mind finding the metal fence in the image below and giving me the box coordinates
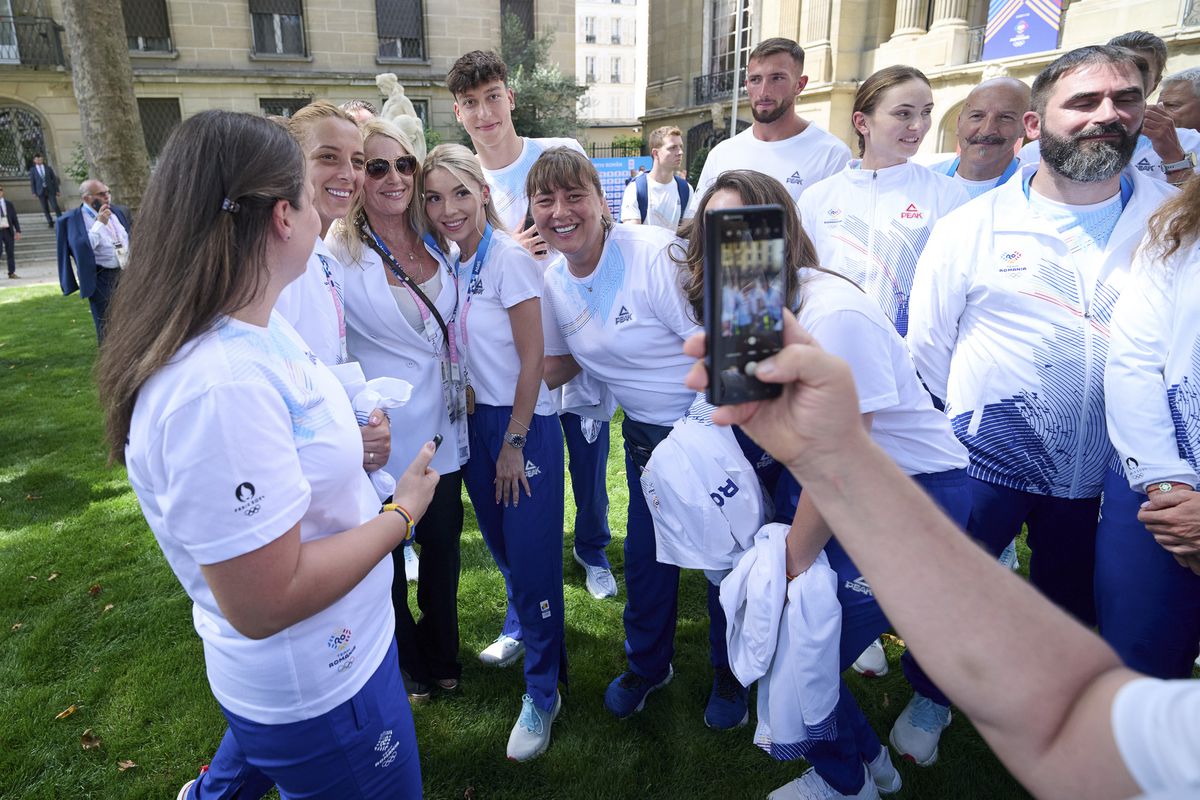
[588,143,642,159]
[0,16,66,68]
[693,67,745,106]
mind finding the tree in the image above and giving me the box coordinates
[500,13,587,139]
[60,0,151,210]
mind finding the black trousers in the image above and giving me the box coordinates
[0,229,14,275]
[392,469,464,683]
[37,192,62,223]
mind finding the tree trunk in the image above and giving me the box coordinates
[60,0,150,212]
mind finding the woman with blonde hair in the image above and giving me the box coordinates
[422,143,567,760]
[96,109,437,798]
[328,119,467,702]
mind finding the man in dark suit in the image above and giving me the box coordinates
[28,153,62,228]
[0,184,20,279]
[58,179,132,343]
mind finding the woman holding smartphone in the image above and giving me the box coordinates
[328,119,466,703]
[96,110,438,799]
[682,170,971,799]
[529,147,747,732]
[421,143,566,761]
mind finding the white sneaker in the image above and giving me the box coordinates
[479,633,525,667]
[403,541,419,583]
[999,539,1020,571]
[176,779,196,800]
[889,693,952,766]
[851,638,889,677]
[573,549,618,599]
[867,746,902,794]
[768,766,880,800]
[506,692,561,762]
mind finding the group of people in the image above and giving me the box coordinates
[87,23,1200,800]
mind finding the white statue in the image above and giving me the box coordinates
[376,72,428,161]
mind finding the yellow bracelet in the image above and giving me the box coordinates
[381,503,415,541]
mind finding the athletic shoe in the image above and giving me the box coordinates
[479,634,525,667]
[889,693,952,766]
[176,779,196,800]
[867,745,902,794]
[768,766,881,800]
[999,539,1020,571]
[403,541,419,583]
[506,691,561,762]
[403,673,431,704]
[573,549,617,599]
[704,665,749,729]
[851,638,889,677]
[435,677,459,691]
[604,664,673,718]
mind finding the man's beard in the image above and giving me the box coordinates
[1039,121,1139,182]
[752,98,793,124]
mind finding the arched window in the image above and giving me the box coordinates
[0,105,48,179]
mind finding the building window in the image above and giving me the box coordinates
[249,0,305,56]
[584,16,596,43]
[137,98,182,167]
[377,0,425,60]
[585,55,596,83]
[124,0,172,53]
[260,97,311,118]
[501,0,534,41]
[708,0,752,80]
[610,56,621,84]
[610,18,621,44]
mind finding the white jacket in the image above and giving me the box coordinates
[1105,238,1200,493]
[908,165,1177,499]
[798,160,970,337]
[327,234,466,476]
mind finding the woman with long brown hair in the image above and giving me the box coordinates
[96,109,437,798]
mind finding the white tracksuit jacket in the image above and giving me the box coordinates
[1105,239,1200,493]
[907,164,1177,499]
[797,159,971,337]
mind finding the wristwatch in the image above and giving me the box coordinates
[504,432,527,449]
[1160,152,1197,173]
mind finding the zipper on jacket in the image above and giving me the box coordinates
[1070,253,1094,497]
[866,171,878,288]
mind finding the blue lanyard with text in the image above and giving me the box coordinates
[1022,171,1134,210]
[456,224,494,354]
[946,156,1020,187]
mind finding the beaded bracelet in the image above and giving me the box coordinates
[381,503,415,541]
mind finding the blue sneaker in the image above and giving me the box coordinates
[704,665,749,729]
[889,693,952,766]
[604,664,673,718]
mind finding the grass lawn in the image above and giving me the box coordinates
[0,284,1033,799]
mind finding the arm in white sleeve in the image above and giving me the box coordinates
[620,181,641,224]
[906,217,969,402]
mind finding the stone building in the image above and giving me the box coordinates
[0,0,575,209]
[644,0,1200,171]
[575,0,648,148]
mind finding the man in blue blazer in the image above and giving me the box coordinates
[57,179,132,343]
[28,154,62,227]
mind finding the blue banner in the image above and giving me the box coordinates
[592,156,653,222]
[981,0,1062,61]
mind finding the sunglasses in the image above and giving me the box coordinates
[365,156,418,180]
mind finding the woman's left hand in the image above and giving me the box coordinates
[1139,488,1200,558]
[361,408,391,473]
[495,444,532,507]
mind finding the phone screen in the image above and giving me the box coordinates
[703,204,786,405]
[91,199,103,212]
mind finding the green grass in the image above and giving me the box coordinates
[0,285,1032,799]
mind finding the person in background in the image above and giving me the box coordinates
[340,99,378,126]
[28,153,61,227]
[0,185,20,279]
[621,125,692,230]
[1158,67,1200,133]
[96,108,438,800]
[328,119,467,704]
[56,178,133,343]
[924,77,1030,199]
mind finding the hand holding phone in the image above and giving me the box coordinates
[703,204,786,405]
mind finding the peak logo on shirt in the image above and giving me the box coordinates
[787,172,804,186]
[614,305,633,325]
[468,276,484,295]
[525,459,541,478]
[1136,157,1154,172]
[900,203,924,220]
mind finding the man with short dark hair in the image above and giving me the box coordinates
[927,78,1030,199]
[57,179,133,343]
[685,37,849,218]
[620,126,691,229]
[910,47,1177,659]
[339,99,377,125]
[0,185,20,279]
[28,153,61,228]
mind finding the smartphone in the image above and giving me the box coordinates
[91,199,103,212]
[703,204,786,405]
[431,433,443,451]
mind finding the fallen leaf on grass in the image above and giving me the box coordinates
[81,729,102,750]
[117,759,137,771]
[25,494,41,501]
[88,584,102,597]
[881,633,906,649]
[26,575,37,581]
[464,788,476,800]
[102,604,114,614]
[10,622,21,632]
[47,572,59,581]
[882,692,890,709]
[55,704,79,720]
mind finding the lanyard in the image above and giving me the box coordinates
[371,229,455,359]
[946,156,1020,187]
[1023,171,1134,210]
[317,253,347,363]
[455,224,494,355]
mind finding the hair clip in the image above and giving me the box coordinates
[221,197,240,214]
